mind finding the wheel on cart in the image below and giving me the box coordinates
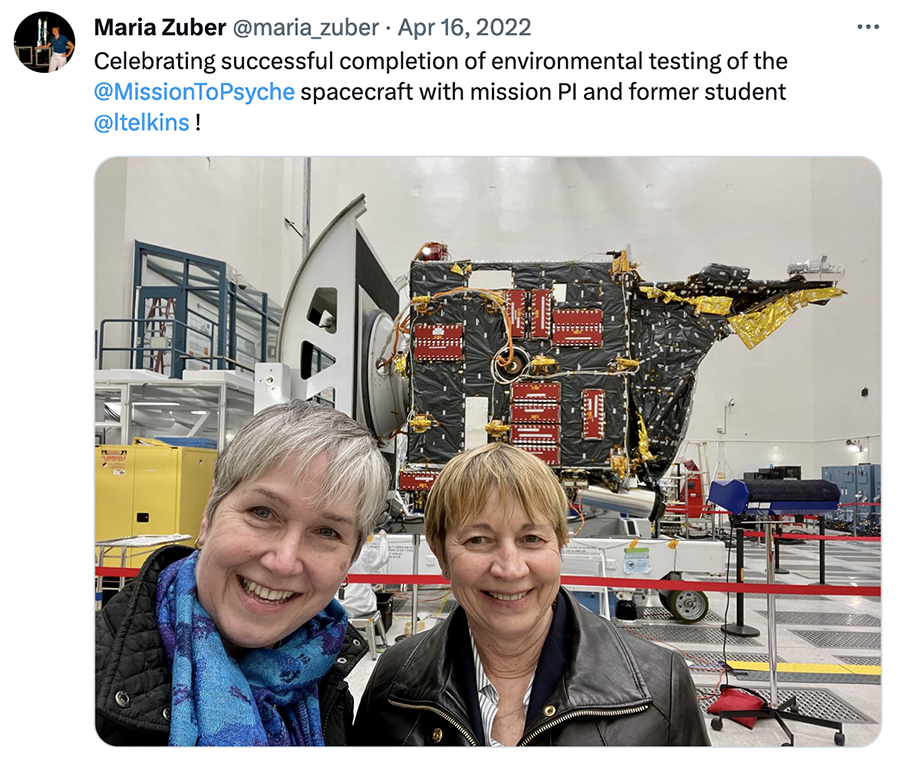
[710,717,723,732]
[658,573,676,611]
[835,732,845,746]
[667,589,709,623]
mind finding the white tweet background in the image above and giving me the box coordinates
[3,0,892,756]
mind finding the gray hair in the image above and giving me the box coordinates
[205,400,390,558]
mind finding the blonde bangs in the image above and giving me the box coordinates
[425,443,569,553]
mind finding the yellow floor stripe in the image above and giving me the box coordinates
[727,660,881,676]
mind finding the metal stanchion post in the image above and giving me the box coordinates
[722,526,760,637]
[411,534,420,632]
[774,524,789,575]
[393,534,421,643]
[811,515,827,586]
[765,522,779,703]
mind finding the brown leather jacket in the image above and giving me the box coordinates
[352,588,710,746]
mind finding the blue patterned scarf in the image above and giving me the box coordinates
[156,552,348,746]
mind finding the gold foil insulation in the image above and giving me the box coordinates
[609,446,629,480]
[637,415,656,462]
[412,295,432,313]
[640,286,733,316]
[392,354,408,378]
[530,355,558,374]
[728,287,845,349]
[485,419,511,439]
[409,414,435,434]
[612,250,640,276]
[616,356,641,372]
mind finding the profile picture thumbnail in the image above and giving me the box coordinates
[13,12,75,72]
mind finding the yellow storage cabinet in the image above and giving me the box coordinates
[95,441,217,567]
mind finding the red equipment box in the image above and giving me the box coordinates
[582,389,606,439]
[505,289,527,338]
[398,469,440,491]
[551,309,604,347]
[517,444,560,465]
[511,403,562,424]
[510,424,561,445]
[413,323,464,361]
[530,289,552,339]
[510,381,561,404]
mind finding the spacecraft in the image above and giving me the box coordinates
[269,196,845,527]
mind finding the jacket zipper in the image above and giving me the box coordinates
[320,689,337,734]
[519,704,651,746]
[387,699,479,746]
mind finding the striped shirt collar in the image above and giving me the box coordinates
[469,627,535,747]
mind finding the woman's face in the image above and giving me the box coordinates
[439,490,561,645]
[194,454,358,653]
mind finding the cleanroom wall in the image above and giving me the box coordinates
[809,158,881,472]
[94,156,308,366]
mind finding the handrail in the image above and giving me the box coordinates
[98,317,216,375]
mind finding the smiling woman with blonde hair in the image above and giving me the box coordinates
[353,442,709,746]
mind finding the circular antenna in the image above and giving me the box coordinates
[493,347,530,382]
[361,310,408,440]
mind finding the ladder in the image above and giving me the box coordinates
[144,298,176,374]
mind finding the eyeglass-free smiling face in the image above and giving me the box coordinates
[194,454,358,654]
[438,489,562,646]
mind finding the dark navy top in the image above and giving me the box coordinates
[50,35,70,54]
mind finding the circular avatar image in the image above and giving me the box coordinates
[13,12,75,72]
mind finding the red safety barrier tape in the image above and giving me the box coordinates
[560,577,879,596]
[742,531,881,542]
[665,502,878,515]
[94,569,878,597]
[95,566,139,578]
[342,574,878,597]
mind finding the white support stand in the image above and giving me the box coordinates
[254,362,292,413]
[711,520,845,746]
[409,534,421,638]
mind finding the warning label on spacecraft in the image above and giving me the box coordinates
[623,547,651,574]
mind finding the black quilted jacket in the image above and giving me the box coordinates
[95,545,367,745]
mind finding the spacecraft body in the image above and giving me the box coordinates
[272,199,843,522]
[390,251,843,511]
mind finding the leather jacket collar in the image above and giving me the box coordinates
[383,588,653,743]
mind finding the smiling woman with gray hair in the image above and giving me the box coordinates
[96,400,390,746]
